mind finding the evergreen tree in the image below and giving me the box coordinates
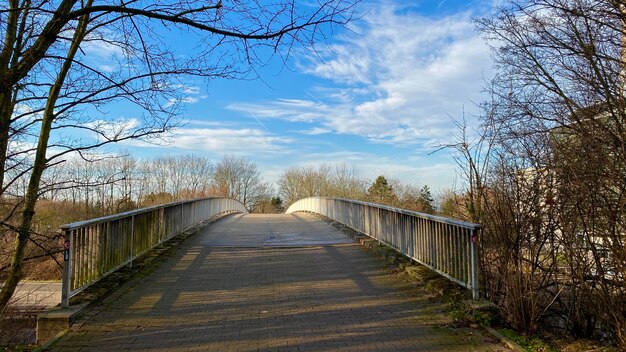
[367,176,396,205]
[271,196,284,212]
[417,185,435,214]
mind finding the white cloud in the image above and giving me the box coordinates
[175,85,201,95]
[165,128,293,155]
[7,140,36,156]
[83,118,141,140]
[80,31,127,73]
[228,5,491,147]
[297,127,332,135]
[82,38,125,59]
[13,104,34,117]
[164,85,206,108]
[183,119,233,128]
[228,99,328,123]
[97,64,117,73]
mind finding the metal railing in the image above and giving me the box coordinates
[60,197,247,307]
[286,197,481,299]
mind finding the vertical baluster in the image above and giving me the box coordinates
[466,228,471,289]
[445,224,451,277]
[464,227,469,284]
[421,218,426,262]
[88,225,94,283]
[76,227,83,287]
[84,226,90,285]
[433,221,438,267]
[82,227,88,286]
[456,227,460,282]
[417,218,422,262]
[437,222,442,271]
[452,226,458,281]
[103,222,109,276]
[442,223,447,273]
[429,221,434,268]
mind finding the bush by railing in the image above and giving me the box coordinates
[286,197,481,299]
[60,197,247,307]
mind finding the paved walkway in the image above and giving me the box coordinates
[51,214,507,351]
[4,281,61,311]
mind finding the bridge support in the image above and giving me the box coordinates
[36,303,88,345]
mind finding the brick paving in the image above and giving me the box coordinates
[50,214,508,351]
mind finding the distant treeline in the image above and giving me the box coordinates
[1,153,461,282]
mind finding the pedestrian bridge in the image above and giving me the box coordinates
[46,197,500,351]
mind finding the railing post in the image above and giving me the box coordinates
[159,207,165,245]
[61,229,72,308]
[130,215,134,268]
[377,207,382,246]
[470,228,480,300]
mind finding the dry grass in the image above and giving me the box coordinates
[551,338,620,352]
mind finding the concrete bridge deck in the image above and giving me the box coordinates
[50,213,507,351]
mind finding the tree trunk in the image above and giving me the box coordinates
[0,0,21,193]
[0,0,92,312]
[0,94,12,191]
[0,100,54,311]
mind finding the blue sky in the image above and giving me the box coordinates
[107,0,495,193]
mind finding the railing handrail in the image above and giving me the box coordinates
[287,197,481,229]
[61,197,248,307]
[286,197,481,299]
[61,196,238,230]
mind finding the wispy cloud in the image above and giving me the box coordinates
[298,127,332,135]
[83,118,141,140]
[228,99,328,123]
[183,119,233,128]
[175,84,201,95]
[164,128,293,155]
[228,5,491,147]
[80,30,127,73]
[164,84,207,108]
[81,37,125,59]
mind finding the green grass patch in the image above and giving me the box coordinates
[498,328,557,352]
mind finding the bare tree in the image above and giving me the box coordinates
[213,155,268,210]
[391,182,436,214]
[438,189,468,220]
[150,154,214,199]
[470,0,626,345]
[0,0,359,312]
[278,164,367,206]
[278,165,331,205]
[180,154,213,198]
[327,164,368,200]
[115,154,137,212]
[128,154,215,206]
